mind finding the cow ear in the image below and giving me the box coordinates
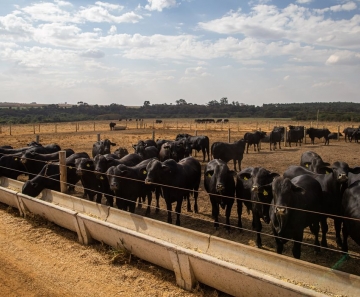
[161,165,171,173]
[239,172,251,180]
[132,144,137,149]
[350,167,360,174]
[205,170,214,178]
[269,173,280,180]
[291,184,305,194]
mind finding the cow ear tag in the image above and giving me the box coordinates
[100,176,104,180]
[143,170,147,174]
[325,170,329,174]
[243,176,248,180]
[14,158,18,161]
[87,164,90,167]
[305,164,309,168]
[207,173,212,177]
[263,189,268,196]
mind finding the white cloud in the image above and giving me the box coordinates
[325,51,360,65]
[76,6,142,23]
[145,0,178,12]
[283,75,290,80]
[95,2,124,11]
[79,49,105,59]
[198,4,360,49]
[296,0,312,4]
[108,25,117,35]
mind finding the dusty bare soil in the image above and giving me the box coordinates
[1,119,360,296]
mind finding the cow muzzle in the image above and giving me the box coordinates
[216,184,225,192]
[338,174,348,182]
[251,185,258,193]
[145,179,152,185]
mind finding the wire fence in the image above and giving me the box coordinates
[1,152,360,263]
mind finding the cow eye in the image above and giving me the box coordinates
[143,170,147,174]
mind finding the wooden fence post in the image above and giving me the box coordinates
[59,151,67,193]
[93,122,95,131]
[228,128,231,143]
[33,125,35,134]
[55,124,57,133]
[9,124,11,136]
[36,135,40,143]
[39,124,40,132]
[97,134,101,141]
[152,130,155,141]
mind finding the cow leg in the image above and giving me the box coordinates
[155,187,161,213]
[166,200,173,224]
[246,144,249,154]
[319,217,328,247]
[292,230,304,259]
[145,192,152,216]
[311,222,321,254]
[272,226,284,254]
[211,199,220,229]
[137,196,142,208]
[225,201,234,232]
[105,194,114,207]
[341,223,349,253]
[252,213,262,248]
[95,193,102,204]
[236,199,243,230]
[129,200,136,213]
[175,199,182,226]
[185,194,192,212]
[202,148,206,162]
[278,141,281,149]
[334,218,343,248]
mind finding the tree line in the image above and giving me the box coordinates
[0,101,359,124]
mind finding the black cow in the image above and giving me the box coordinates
[243,131,266,153]
[109,122,116,130]
[75,158,102,203]
[343,127,358,142]
[144,157,201,225]
[204,159,235,231]
[182,136,210,162]
[92,139,116,158]
[106,159,159,215]
[236,167,279,247]
[113,147,129,158]
[287,126,304,147]
[156,139,173,150]
[341,180,360,252]
[328,132,342,140]
[0,143,42,157]
[21,149,74,179]
[211,139,246,172]
[351,129,360,143]
[159,141,185,162]
[300,151,330,173]
[270,175,323,259]
[283,164,348,248]
[133,141,159,160]
[155,120,163,124]
[175,133,191,140]
[93,153,143,206]
[306,128,331,145]
[0,154,27,180]
[269,126,284,151]
[22,160,79,197]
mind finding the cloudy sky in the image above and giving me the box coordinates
[1,0,360,106]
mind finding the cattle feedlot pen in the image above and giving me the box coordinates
[1,156,360,261]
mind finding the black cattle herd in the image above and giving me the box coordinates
[0,125,360,261]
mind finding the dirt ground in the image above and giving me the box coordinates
[1,119,360,296]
